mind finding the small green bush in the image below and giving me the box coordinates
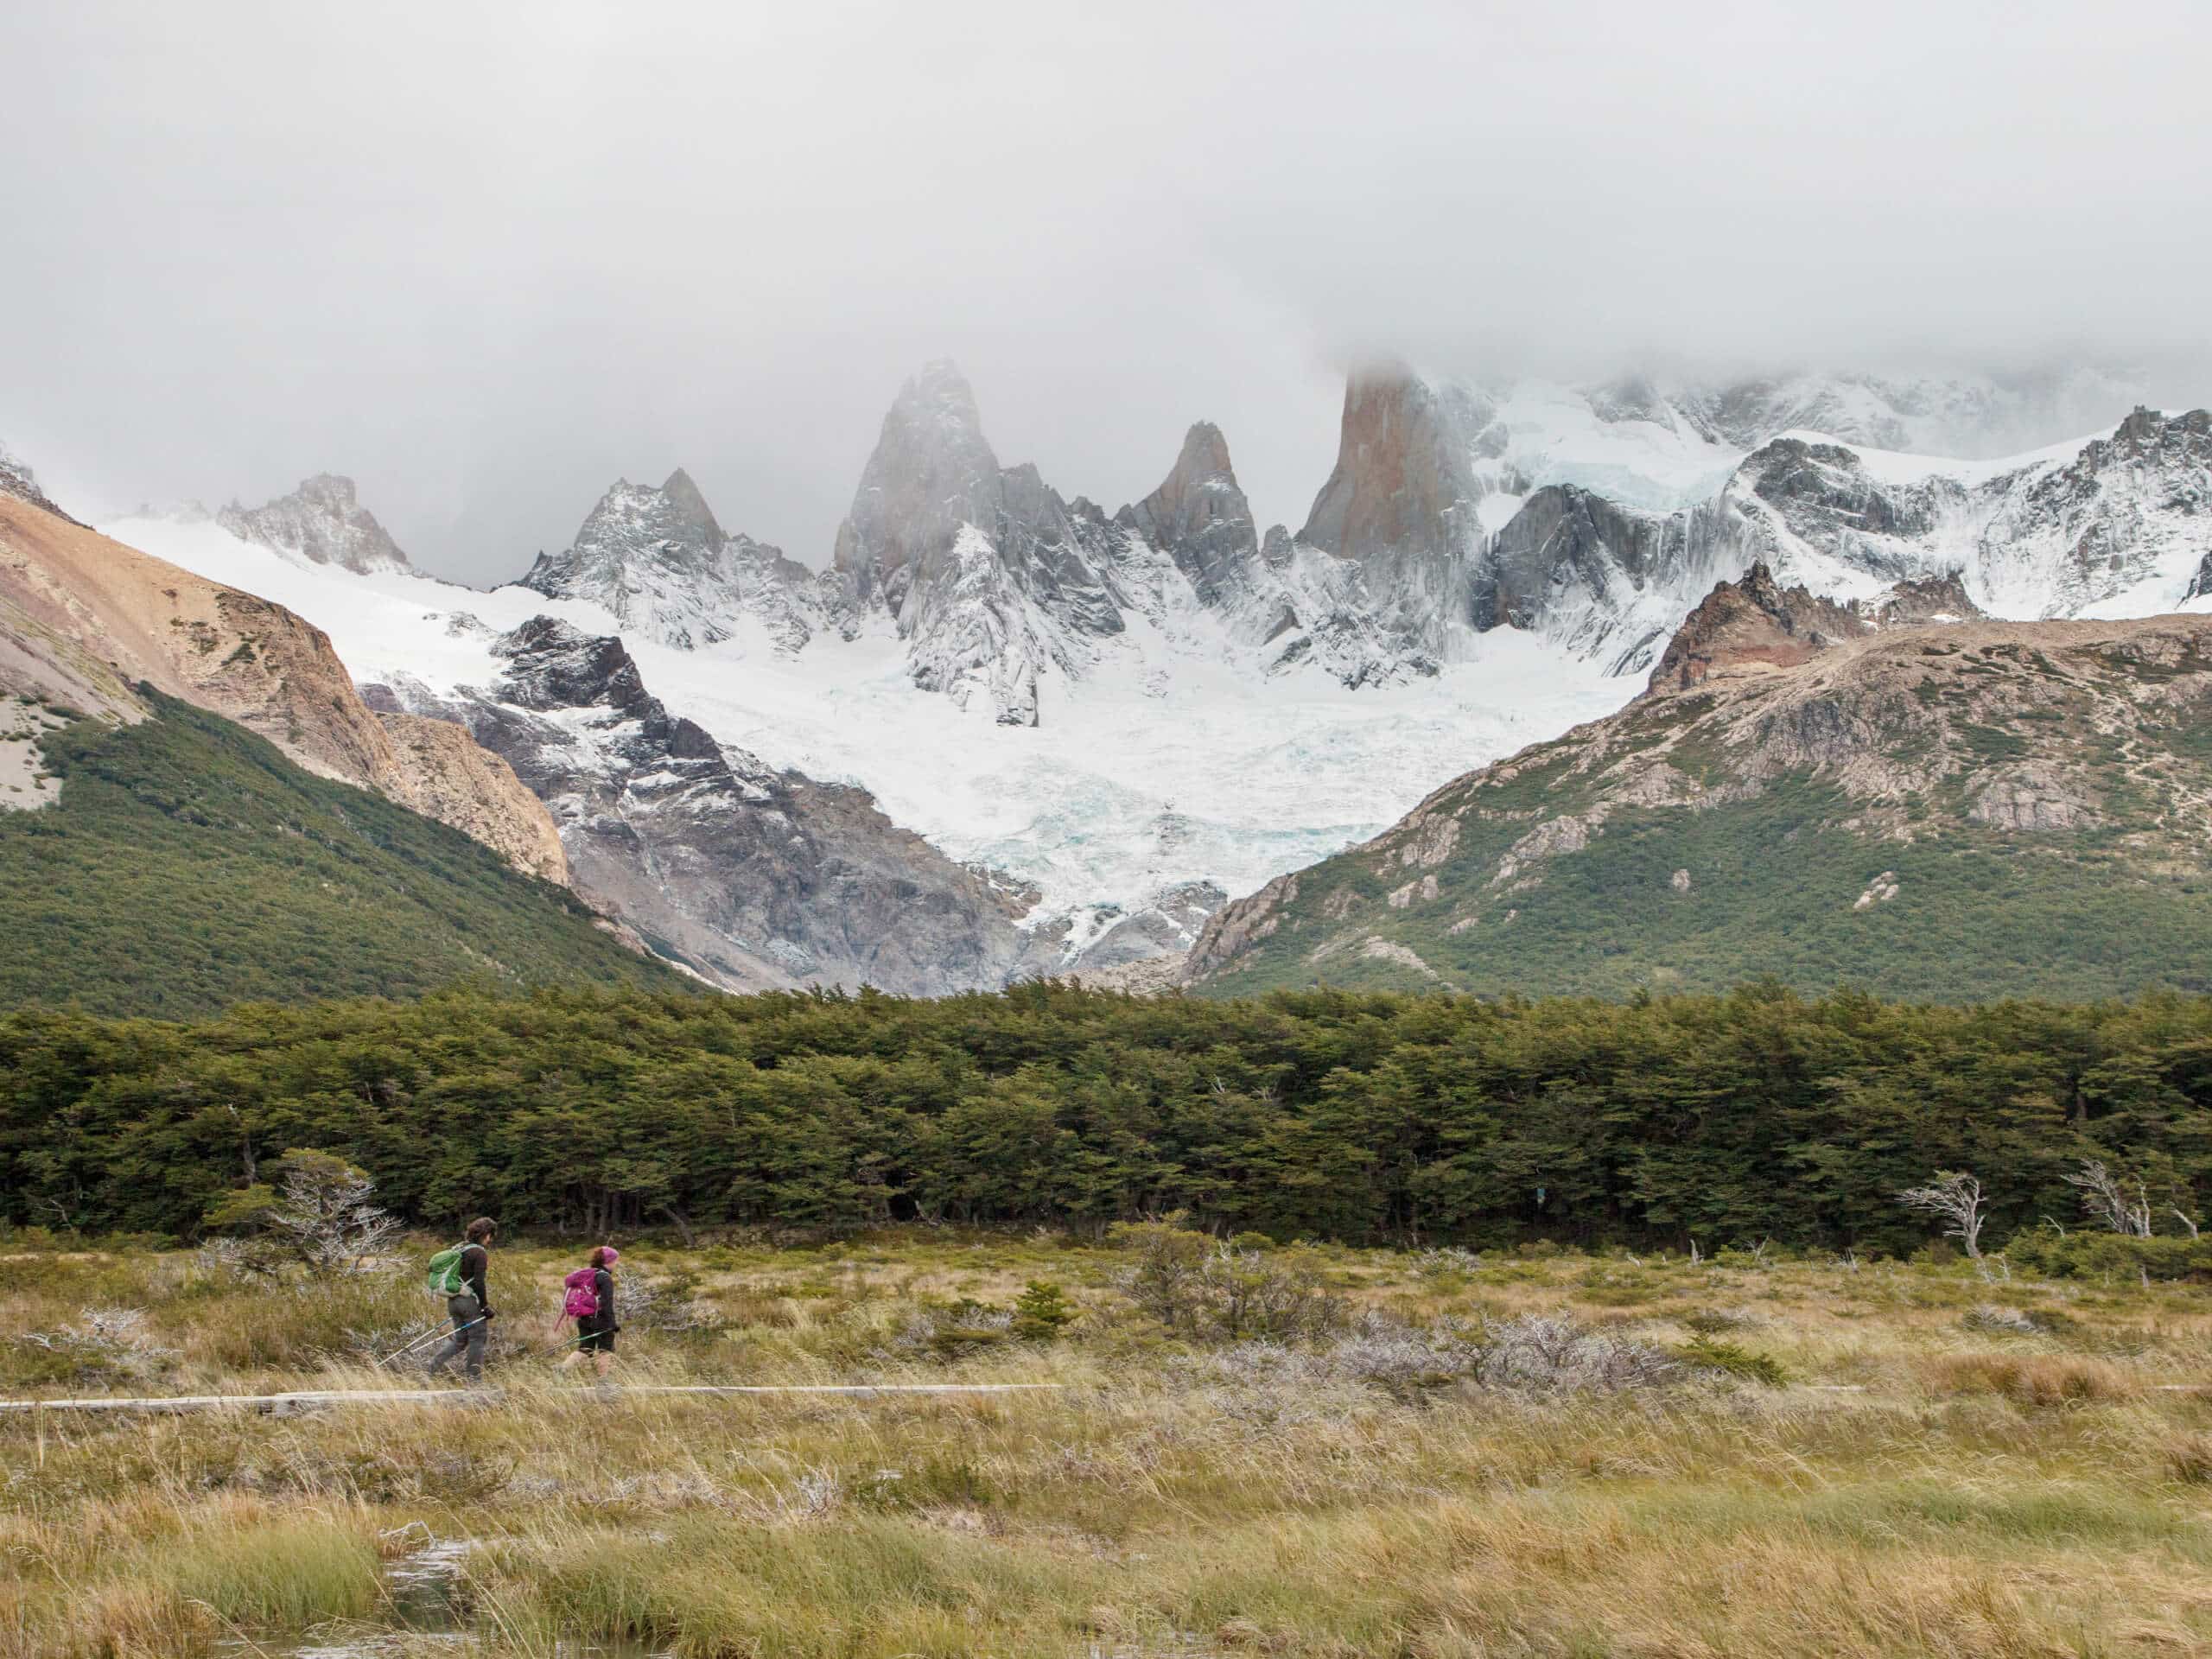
[1679,1336,1789,1388]
[1010,1280,1077,1344]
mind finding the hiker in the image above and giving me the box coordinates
[425,1217,499,1383]
[559,1245,620,1379]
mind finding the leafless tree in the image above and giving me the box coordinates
[207,1148,399,1277]
[2063,1159,2152,1236]
[1897,1171,1991,1279]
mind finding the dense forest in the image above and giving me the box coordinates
[3,982,2209,1255]
[0,690,679,1015]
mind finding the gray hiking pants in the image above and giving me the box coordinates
[425,1293,487,1381]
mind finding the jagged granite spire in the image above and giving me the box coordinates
[827,361,1126,726]
[1298,364,1483,566]
[830,359,1002,619]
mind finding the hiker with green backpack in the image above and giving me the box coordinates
[424,1217,499,1383]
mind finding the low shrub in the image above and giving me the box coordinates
[1677,1335,1789,1388]
[1472,1314,1680,1394]
[1681,1306,1762,1336]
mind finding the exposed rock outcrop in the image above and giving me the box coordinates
[1646,563,1874,693]
[1646,563,1987,694]
[218,474,413,575]
[518,468,827,653]
[829,361,1127,726]
[1115,423,1258,609]
[371,617,1034,995]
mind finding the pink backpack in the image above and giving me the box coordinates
[562,1267,601,1320]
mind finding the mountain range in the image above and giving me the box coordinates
[20,353,2212,1003]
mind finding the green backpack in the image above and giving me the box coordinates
[425,1243,471,1298]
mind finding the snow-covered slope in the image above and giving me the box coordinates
[92,358,2196,988]
[104,507,1633,977]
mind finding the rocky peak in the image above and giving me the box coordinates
[491,616,658,719]
[2058,406,2211,488]
[658,466,726,545]
[1980,407,2212,614]
[217,474,412,575]
[1297,364,1481,563]
[831,359,1002,618]
[517,469,824,653]
[1646,562,1872,694]
[1645,561,1988,695]
[1116,421,1260,607]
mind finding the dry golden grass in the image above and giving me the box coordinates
[2,1232,2209,1656]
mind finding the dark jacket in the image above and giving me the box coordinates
[582,1266,615,1330]
[459,1243,492,1313]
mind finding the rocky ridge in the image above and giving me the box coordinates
[368,617,1035,995]
[481,362,2203,737]
[1187,601,2212,999]
[217,474,413,575]
[1644,562,1982,694]
[0,442,86,528]
[518,468,827,653]
[0,491,568,882]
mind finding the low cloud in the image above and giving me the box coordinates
[3,0,2205,582]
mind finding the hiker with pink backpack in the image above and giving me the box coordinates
[558,1246,620,1379]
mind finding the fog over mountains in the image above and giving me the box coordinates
[60,344,2209,995]
[5,4,2207,582]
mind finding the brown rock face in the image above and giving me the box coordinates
[1869,573,1981,626]
[1646,563,1986,696]
[1297,365,1479,564]
[0,493,569,884]
[374,713,569,884]
[1647,562,1870,694]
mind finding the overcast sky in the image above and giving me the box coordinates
[3,0,2206,583]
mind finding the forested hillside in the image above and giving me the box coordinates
[0,690,681,1016]
[5,982,2208,1253]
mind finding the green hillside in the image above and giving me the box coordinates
[1192,617,2212,1002]
[0,688,683,1015]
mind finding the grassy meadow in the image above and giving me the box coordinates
[3,1227,2210,1658]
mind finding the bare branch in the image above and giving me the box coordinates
[1897,1170,1989,1279]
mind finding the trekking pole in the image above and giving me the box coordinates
[378,1317,486,1368]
